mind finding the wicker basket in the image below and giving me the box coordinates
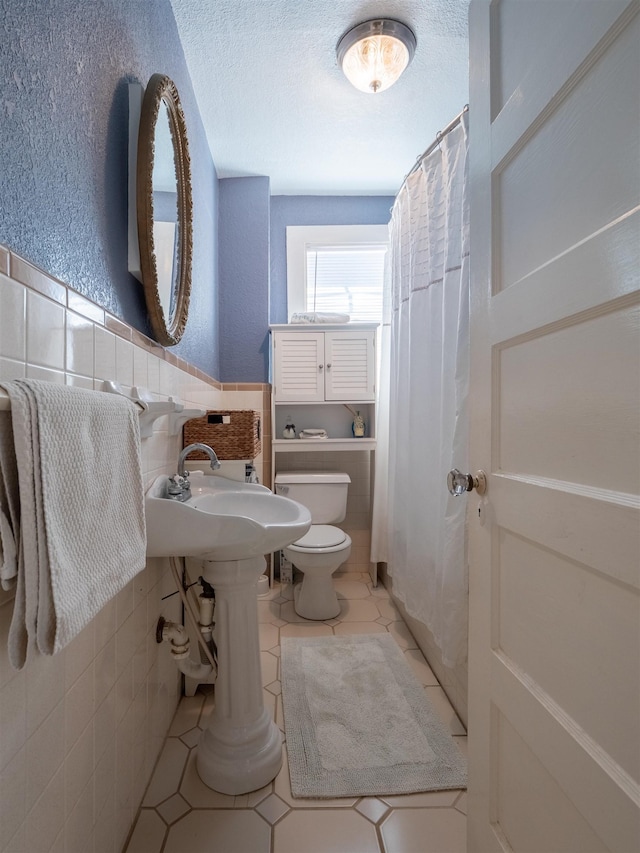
[183,410,261,460]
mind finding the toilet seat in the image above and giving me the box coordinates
[287,524,348,552]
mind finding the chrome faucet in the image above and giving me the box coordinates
[178,442,221,477]
[167,443,221,502]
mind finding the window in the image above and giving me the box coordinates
[286,225,388,323]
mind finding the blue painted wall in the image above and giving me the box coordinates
[219,177,271,383]
[219,189,394,382]
[0,0,219,377]
[0,2,395,383]
[269,196,394,324]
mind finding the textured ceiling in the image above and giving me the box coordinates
[169,0,469,195]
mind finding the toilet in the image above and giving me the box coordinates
[274,471,351,620]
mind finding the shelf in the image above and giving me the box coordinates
[273,400,374,406]
[270,328,377,461]
[272,438,376,452]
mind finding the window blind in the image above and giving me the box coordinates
[305,244,386,323]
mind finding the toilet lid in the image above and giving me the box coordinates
[293,525,347,549]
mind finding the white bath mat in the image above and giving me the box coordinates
[280,633,467,798]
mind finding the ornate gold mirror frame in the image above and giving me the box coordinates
[137,74,193,346]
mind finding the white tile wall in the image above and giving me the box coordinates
[0,278,25,361]
[65,311,95,378]
[94,326,117,383]
[26,290,65,370]
[0,258,266,853]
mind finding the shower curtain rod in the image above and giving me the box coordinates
[395,104,469,199]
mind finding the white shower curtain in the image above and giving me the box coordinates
[373,113,469,668]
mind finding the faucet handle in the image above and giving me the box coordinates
[167,475,184,493]
[167,474,191,501]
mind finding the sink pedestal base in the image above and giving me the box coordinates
[195,555,282,794]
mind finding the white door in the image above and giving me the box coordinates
[467,2,640,851]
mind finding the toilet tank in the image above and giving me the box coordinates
[274,471,351,524]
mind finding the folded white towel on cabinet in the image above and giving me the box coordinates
[290,312,350,324]
[0,380,146,670]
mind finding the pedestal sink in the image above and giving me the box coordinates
[145,472,311,794]
[145,471,310,561]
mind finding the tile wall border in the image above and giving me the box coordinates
[1,243,271,396]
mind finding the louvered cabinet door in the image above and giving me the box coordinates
[272,332,325,402]
[324,331,375,402]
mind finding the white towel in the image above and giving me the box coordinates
[298,428,329,439]
[290,312,350,324]
[0,411,19,591]
[0,380,146,670]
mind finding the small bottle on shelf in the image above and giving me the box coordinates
[352,411,365,437]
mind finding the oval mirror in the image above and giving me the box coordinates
[137,74,193,345]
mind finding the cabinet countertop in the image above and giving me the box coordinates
[269,323,379,333]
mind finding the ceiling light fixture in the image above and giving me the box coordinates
[336,18,416,94]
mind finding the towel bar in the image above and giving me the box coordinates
[102,381,204,438]
[0,385,146,413]
[0,383,205,439]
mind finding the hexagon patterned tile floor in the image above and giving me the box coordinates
[124,573,467,853]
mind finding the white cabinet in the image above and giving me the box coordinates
[269,324,378,454]
[272,328,376,403]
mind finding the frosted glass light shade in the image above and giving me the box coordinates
[337,19,416,94]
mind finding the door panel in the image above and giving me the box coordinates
[491,655,639,853]
[497,302,640,492]
[489,1,631,157]
[468,2,640,850]
[497,11,639,290]
[493,1,580,115]
[497,529,639,779]
[494,711,606,853]
[490,476,638,588]
[490,213,640,341]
